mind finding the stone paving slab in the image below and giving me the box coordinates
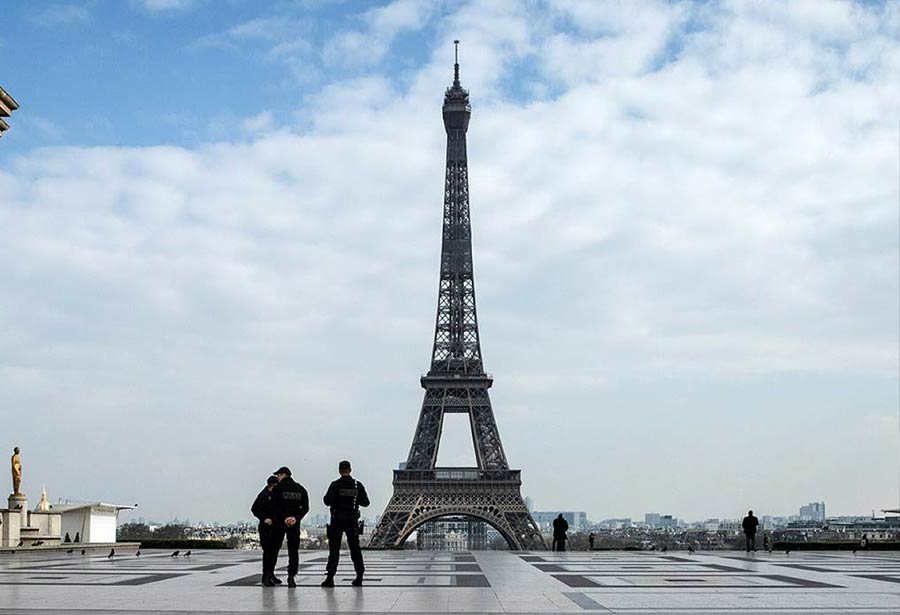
[0,549,898,613]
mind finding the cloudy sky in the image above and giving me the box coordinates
[1,0,898,525]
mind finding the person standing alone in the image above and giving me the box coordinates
[552,514,569,552]
[742,510,759,553]
[321,460,369,587]
[251,475,281,586]
[271,466,309,587]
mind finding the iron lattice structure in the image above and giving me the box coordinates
[369,49,545,551]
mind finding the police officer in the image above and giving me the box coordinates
[321,460,369,587]
[251,475,281,586]
[271,466,309,588]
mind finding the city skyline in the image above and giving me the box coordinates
[1,0,898,525]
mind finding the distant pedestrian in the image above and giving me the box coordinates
[742,510,759,553]
[251,476,281,586]
[271,466,310,588]
[321,460,369,587]
[588,532,595,551]
[552,514,569,552]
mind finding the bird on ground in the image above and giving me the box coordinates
[136,550,141,557]
[661,545,668,553]
[852,549,857,555]
[687,546,695,554]
[17,540,23,547]
[785,548,791,556]
[108,549,115,559]
[183,551,191,557]
[81,550,86,555]
[66,549,73,554]
[171,550,180,557]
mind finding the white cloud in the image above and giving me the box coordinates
[323,0,435,67]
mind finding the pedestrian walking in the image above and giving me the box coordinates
[588,532,595,551]
[321,460,369,587]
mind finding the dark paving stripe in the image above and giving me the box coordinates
[453,574,490,587]
[853,574,900,584]
[519,555,545,562]
[762,574,844,588]
[218,573,262,587]
[666,577,707,582]
[703,563,750,572]
[775,563,833,572]
[113,573,188,586]
[563,592,611,611]
[553,574,600,587]
[535,563,566,572]
[189,563,241,571]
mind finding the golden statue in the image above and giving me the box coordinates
[11,447,22,495]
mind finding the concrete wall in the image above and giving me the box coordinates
[28,512,61,541]
[0,510,21,547]
[61,508,88,543]
[89,509,117,543]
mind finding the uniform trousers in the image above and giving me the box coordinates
[270,524,301,577]
[259,524,278,579]
[326,518,364,577]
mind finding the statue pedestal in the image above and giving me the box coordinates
[8,493,27,528]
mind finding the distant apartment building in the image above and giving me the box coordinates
[0,86,19,138]
[800,502,826,522]
[703,518,742,534]
[533,511,588,531]
[645,513,679,529]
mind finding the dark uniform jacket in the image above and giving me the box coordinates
[272,476,310,524]
[250,487,277,530]
[552,516,569,539]
[323,476,369,521]
[742,515,759,535]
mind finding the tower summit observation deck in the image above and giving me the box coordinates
[368,43,545,550]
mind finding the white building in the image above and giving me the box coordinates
[55,503,136,544]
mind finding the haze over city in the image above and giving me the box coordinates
[1,0,898,526]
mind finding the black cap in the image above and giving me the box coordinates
[273,466,292,476]
[266,476,278,486]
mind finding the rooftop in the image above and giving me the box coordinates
[1,548,898,613]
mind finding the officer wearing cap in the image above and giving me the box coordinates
[321,460,369,587]
[271,466,309,588]
[251,475,281,586]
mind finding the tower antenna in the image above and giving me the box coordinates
[453,40,460,86]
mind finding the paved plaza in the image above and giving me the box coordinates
[1,548,899,613]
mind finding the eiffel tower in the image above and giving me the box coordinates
[368,44,546,551]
